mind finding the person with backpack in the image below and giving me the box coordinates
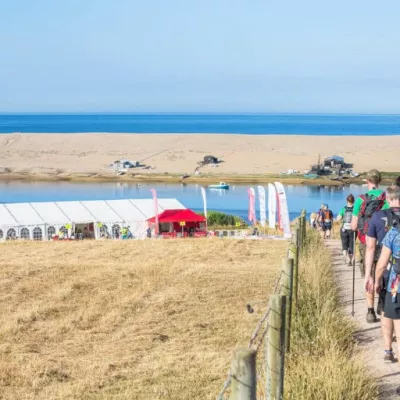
[374,185,400,362]
[317,204,334,239]
[365,185,400,361]
[351,169,389,323]
[337,194,355,266]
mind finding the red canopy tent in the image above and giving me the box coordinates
[147,209,206,238]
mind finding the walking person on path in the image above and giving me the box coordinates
[351,169,389,323]
[374,185,400,362]
[317,204,333,239]
[365,185,400,361]
[337,194,355,266]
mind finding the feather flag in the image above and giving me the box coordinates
[274,182,291,238]
[257,186,266,227]
[268,183,277,229]
[150,188,159,235]
[248,187,256,225]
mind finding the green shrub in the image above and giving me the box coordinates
[202,211,246,227]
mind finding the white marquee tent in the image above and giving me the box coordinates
[0,198,185,241]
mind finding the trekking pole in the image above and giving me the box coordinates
[351,231,356,317]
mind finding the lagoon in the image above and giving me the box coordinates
[0,181,369,221]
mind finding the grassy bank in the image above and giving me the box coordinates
[0,171,360,186]
[284,232,378,399]
[0,239,286,399]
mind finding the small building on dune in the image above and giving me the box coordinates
[0,198,185,241]
[147,209,206,238]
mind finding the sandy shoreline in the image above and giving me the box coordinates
[0,133,399,183]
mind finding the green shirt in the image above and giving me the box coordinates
[352,189,389,216]
[339,207,345,218]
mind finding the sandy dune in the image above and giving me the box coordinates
[0,133,399,179]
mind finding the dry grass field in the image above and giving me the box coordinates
[0,239,286,400]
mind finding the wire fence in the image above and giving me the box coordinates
[216,211,307,400]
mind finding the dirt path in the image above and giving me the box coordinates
[325,239,400,399]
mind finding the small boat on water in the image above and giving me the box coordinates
[208,182,230,189]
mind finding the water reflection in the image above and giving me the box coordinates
[0,181,370,220]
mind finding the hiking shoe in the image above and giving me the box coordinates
[366,310,377,323]
[384,350,396,363]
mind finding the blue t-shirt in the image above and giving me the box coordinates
[368,208,400,244]
[382,227,400,259]
[368,210,390,244]
[382,227,400,294]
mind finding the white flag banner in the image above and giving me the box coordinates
[274,182,292,238]
[200,187,207,219]
[268,183,277,229]
[150,188,159,235]
[257,186,266,227]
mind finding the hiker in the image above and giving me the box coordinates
[317,204,333,239]
[351,169,389,323]
[366,185,400,362]
[374,185,400,362]
[121,226,128,240]
[310,212,318,229]
[337,194,355,266]
[396,176,400,187]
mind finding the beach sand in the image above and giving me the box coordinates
[0,133,399,182]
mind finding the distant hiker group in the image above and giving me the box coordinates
[313,170,400,364]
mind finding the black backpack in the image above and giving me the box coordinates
[342,206,353,230]
[375,208,400,261]
[357,192,386,243]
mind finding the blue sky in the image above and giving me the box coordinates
[1,0,399,113]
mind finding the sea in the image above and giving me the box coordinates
[1,113,400,135]
[0,181,372,221]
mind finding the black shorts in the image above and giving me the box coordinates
[383,292,400,319]
[340,229,354,254]
[377,270,389,315]
[320,221,332,231]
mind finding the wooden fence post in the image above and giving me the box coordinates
[279,295,287,400]
[230,348,256,400]
[281,258,294,352]
[287,242,298,305]
[300,209,306,248]
[266,294,284,400]
[298,217,303,250]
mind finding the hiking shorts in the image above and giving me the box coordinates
[319,221,332,231]
[358,242,376,277]
[359,242,366,266]
[340,229,354,254]
[377,270,389,315]
[383,280,400,319]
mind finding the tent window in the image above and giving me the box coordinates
[0,229,3,239]
[33,227,43,241]
[20,228,30,240]
[48,226,56,239]
[7,228,16,239]
[112,224,120,238]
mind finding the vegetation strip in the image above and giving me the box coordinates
[284,232,378,399]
